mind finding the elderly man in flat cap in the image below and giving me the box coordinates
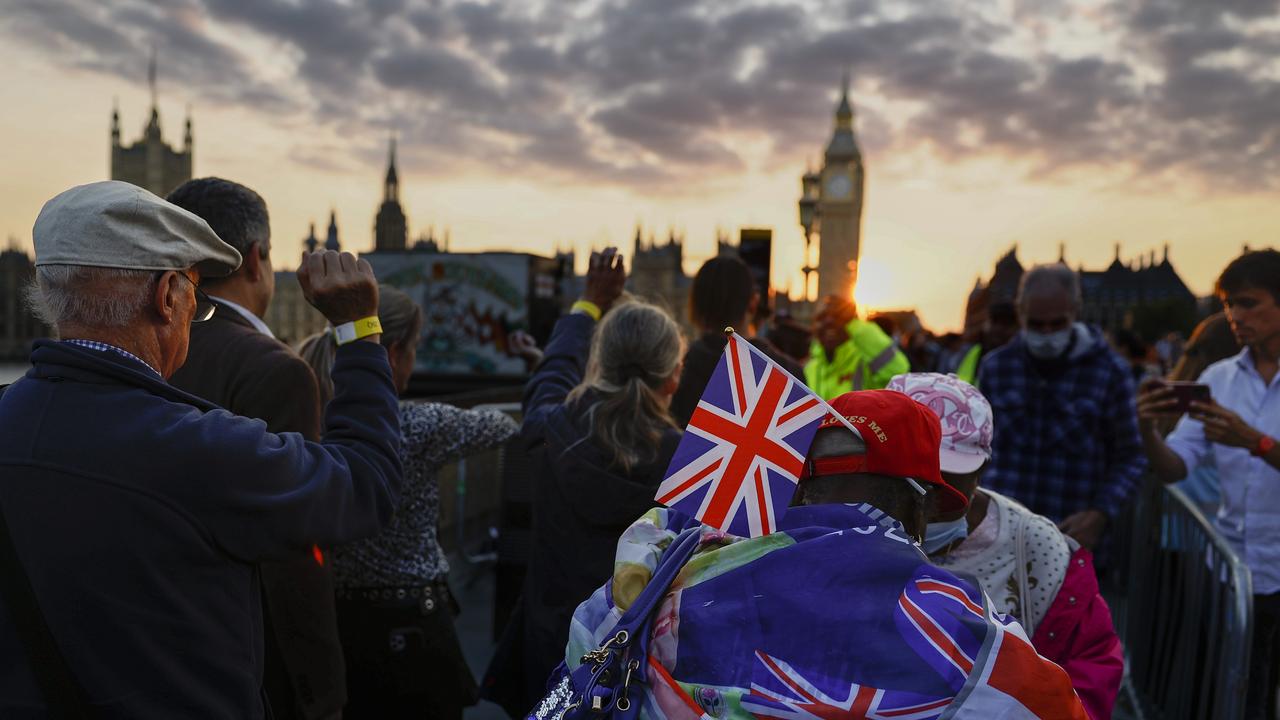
[0,181,403,718]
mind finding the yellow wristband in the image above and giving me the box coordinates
[332,316,383,345]
[571,300,602,322]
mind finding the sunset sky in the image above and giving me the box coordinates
[1,0,1277,331]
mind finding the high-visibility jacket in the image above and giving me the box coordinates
[804,318,909,400]
[955,343,983,385]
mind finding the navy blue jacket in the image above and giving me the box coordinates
[0,340,402,718]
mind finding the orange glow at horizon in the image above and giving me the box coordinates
[850,256,899,315]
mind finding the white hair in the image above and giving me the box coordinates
[25,265,155,331]
[1017,263,1082,311]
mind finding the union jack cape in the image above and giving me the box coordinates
[655,332,827,537]
[563,506,1088,720]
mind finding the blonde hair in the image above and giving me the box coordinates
[566,301,684,471]
[298,284,423,405]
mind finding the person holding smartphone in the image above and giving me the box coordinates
[1137,249,1280,720]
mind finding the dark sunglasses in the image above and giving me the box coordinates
[169,272,217,323]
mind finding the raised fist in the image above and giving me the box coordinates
[582,247,627,315]
[297,250,380,326]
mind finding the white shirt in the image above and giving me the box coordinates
[1167,348,1280,594]
[212,297,274,338]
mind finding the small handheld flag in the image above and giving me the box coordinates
[654,331,829,537]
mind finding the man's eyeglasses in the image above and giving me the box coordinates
[170,272,217,323]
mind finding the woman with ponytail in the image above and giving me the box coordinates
[299,285,518,719]
[484,247,685,713]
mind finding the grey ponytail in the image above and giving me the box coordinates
[566,301,684,471]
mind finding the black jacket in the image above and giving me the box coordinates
[493,313,680,710]
[168,301,344,720]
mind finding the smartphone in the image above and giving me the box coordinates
[1164,381,1211,413]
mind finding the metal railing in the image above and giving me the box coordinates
[453,402,522,566]
[1114,481,1253,720]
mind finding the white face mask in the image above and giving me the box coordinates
[1024,327,1072,359]
[922,516,969,555]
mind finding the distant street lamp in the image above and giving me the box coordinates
[799,169,821,301]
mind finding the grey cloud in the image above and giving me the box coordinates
[372,45,504,112]
[2,0,1277,191]
[497,42,564,78]
[4,0,292,112]
[594,103,742,168]
[1120,0,1280,187]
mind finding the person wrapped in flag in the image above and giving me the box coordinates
[555,381,1088,719]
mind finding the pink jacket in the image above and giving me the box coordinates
[1031,548,1125,720]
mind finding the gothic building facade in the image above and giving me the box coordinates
[965,245,1198,338]
[324,211,341,252]
[0,248,50,360]
[110,59,192,198]
[628,226,691,327]
[374,139,408,252]
[263,270,327,346]
[798,77,866,302]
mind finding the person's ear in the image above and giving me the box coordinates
[660,369,680,397]
[245,242,263,283]
[390,337,410,360]
[153,271,184,325]
[748,291,760,318]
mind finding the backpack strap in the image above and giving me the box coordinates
[567,527,702,719]
[0,381,93,717]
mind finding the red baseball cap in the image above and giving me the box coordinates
[802,390,968,513]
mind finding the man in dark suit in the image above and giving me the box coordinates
[167,178,344,719]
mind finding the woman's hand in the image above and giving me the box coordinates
[1135,379,1180,430]
[508,330,544,366]
[582,247,627,315]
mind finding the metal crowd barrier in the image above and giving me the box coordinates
[1115,481,1252,720]
[452,402,522,566]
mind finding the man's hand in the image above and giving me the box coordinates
[1058,509,1108,551]
[1191,399,1263,449]
[297,250,379,326]
[582,247,626,314]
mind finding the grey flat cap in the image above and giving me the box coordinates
[33,180,242,278]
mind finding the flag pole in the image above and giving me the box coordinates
[724,327,928,497]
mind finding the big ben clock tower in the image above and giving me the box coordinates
[804,76,865,301]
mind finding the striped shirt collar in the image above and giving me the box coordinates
[61,339,162,378]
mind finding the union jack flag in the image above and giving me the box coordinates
[742,651,953,720]
[894,576,989,689]
[894,573,1089,719]
[655,332,828,537]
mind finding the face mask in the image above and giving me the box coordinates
[1024,328,1072,359]
[921,516,969,555]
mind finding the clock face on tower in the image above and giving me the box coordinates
[825,172,851,200]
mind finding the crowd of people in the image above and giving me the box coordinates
[0,176,1276,720]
